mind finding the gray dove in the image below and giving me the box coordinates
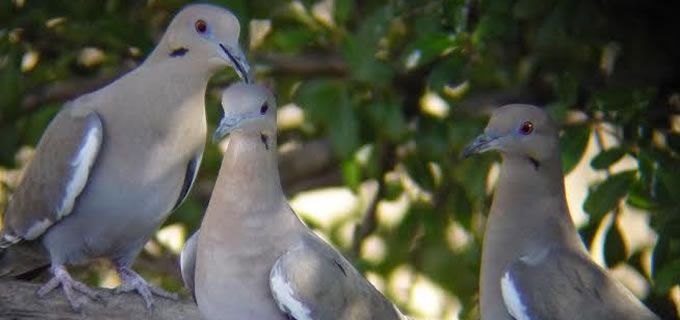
[463,104,660,320]
[0,3,250,310]
[181,83,408,320]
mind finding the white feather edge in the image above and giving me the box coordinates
[501,271,531,320]
[56,122,102,220]
[180,231,198,291]
[269,258,313,320]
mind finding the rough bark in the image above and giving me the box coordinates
[0,280,200,320]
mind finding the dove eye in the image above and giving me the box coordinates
[260,103,269,115]
[519,121,534,135]
[195,19,208,33]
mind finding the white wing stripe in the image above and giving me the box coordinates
[270,260,313,320]
[56,123,102,219]
[501,271,531,320]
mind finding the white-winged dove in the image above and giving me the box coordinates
[463,104,660,320]
[181,83,407,320]
[0,3,250,310]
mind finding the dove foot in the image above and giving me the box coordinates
[36,264,102,311]
[114,264,178,309]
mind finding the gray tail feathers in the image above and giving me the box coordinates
[0,241,49,279]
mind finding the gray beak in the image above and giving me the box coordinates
[212,110,265,143]
[462,133,497,158]
[219,44,252,83]
[212,115,239,143]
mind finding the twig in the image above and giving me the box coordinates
[350,143,396,260]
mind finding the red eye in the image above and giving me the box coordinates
[519,121,534,135]
[195,19,207,33]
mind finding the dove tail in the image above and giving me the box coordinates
[0,240,49,279]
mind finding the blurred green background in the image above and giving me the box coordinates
[1,0,680,319]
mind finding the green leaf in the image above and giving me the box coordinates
[667,132,680,153]
[365,98,406,142]
[653,234,672,276]
[343,39,394,84]
[270,27,318,53]
[295,79,359,158]
[583,170,636,221]
[654,259,680,293]
[454,155,496,201]
[341,159,361,192]
[513,0,555,19]
[590,147,626,170]
[403,154,435,192]
[383,175,404,201]
[560,124,591,174]
[328,98,360,159]
[626,181,655,210]
[657,160,680,199]
[341,5,395,84]
[604,220,627,266]
[335,0,353,25]
[400,32,457,69]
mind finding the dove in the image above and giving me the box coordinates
[182,83,407,320]
[0,3,250,310]
[463,104,659,320]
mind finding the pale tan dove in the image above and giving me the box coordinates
[181,83,408,320]
[0,3,250,310]
[463,104,659,320]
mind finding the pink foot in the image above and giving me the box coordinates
[114,265,178,309]
[36,265,102,311]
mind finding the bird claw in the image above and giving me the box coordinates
[36,265,102,311]
[115,266,178,309]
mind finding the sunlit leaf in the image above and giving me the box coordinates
[341,158,361,191]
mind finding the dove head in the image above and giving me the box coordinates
[463,104,559,165]
[213,83,277,142]
[152,4,251,82]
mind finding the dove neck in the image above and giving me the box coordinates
[143,53,215,83]
[494,154,570,221]
[218,131,283,207]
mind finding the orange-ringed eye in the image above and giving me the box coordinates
[195,19,207,33]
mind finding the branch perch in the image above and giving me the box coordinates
[0,280,199,320]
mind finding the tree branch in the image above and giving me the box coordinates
[0,280,199,320]
[279,139,337,190]
[254,52,347,77]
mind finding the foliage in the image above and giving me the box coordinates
[1,0,679,319]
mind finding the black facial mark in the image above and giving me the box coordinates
[219,43,248,82]
[528,157,540,170]
[170,47,188,57]
[260,133,269,150]
[333,259,347,277]
[260,103,269,115]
